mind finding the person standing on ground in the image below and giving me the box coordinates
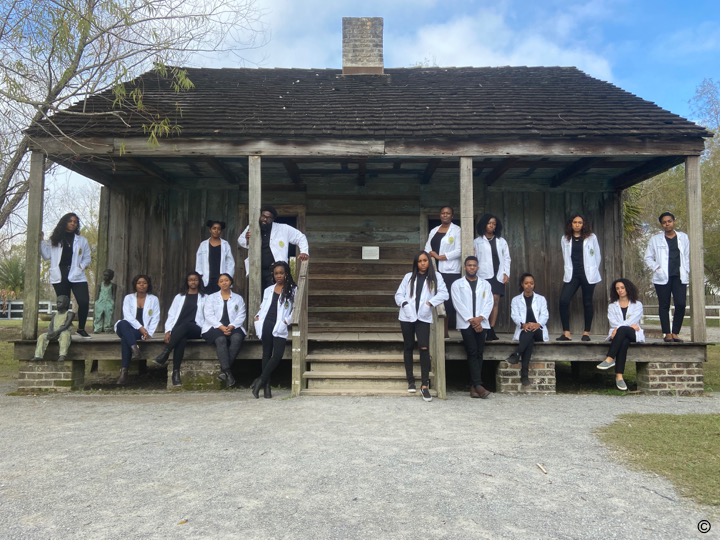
[644,212,689,343]
[395,251,449,402]
[557,213,602,342]
[507,273,549,387]
[425,205,462,338]
[473,213,510,341]
[451,256,494,398]
[238,205,309,290]
[40,212,92,337]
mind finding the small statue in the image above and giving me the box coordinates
[33,295,75,362]
[94,269,117,333]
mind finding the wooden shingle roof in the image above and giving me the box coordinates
[30,66,708,141]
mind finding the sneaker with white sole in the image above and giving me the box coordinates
[407,383,417,393]
[420,387,432,402]
[616,378,628,391]
[596,359,615,370]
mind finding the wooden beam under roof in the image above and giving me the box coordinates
[282,159,302,184]
[357,159,367,186]
[420,158,442,185]
[611,156,684,190]
[126,158,174,186]
[205,157,244,186]
[484,158,518,186]
[54,158,114,186]
[549,157,600,188]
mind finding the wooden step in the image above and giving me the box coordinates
[309,323,400,333]
[310,243,417,260]
[309,293,394,307]
[300,388,438,397]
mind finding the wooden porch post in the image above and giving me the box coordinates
[248,156,262,333]
[685,155,706,343]
[460,157,474,262]
[22,150,46,340]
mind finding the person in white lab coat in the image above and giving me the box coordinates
[557,213,602,342]
[251,261,297,399]
[114,274,161,385]
[395,251,449,402]
[425,205,462,336]
[238,205,309,290]
[506,273,549,387]
[195,220,235,294]
[597,278,645,391]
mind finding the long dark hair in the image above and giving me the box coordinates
[609,278,639,303]
[131,274,153,294]
[50,212,80,246]
[270,261,296,304]
[564,212,593,240]
[476,213,502,237]
[408,250,437,297]
[180,271,204,295]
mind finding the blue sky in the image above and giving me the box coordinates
[195,0,720,123]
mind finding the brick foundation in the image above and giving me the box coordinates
[169,360,222,390]
[17,360,85,392]
[636,361,705,396]
[496,360,556,394]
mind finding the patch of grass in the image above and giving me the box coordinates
[0,320,51,382]
[704,344,719,392]
[598,413,720,506]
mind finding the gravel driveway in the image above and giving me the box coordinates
[0,381,718,541]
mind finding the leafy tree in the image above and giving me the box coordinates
[623,79,720,294]
[0,0,265,241]
[0,249,26,296]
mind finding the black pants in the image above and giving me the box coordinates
[460,326,487,387]
[606,325,636,374]
[654,276,687,335]
[260,335,287,385]
[440,272,460,330]
[53,276,89,330]
[514,329,544,378]
[203,328,245,371]
[559,274,596,332]
[167,323,202,370]
[400,320,431,386]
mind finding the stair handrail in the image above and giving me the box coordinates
[290,259,309,396]
[430,302,447,399]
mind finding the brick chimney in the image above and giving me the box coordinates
[342,17,384,75]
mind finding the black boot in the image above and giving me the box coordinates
[117,367,129,385]
[171,369,181,386]
[251,377,263,399]
[218,369,236,388]
[153,346,171,366]
[264,383,272,399]
[486,327,499,341]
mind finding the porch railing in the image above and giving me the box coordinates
[290,259,309,396]
[431,303,447,399]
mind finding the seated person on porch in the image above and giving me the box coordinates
[506,273,549,387]
[153,271,207,387]
[32,295,74,362]
[93,269,117,333]
[115,274,161,385]
[597,278,645,392]
[238,205,309,290]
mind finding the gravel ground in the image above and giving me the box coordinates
[0,380,718,541]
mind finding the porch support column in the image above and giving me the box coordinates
[248,155,262,334]
[459,157,474,262]
[685,155,706,343]
[22,150,46,340]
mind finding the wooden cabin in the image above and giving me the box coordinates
[19,18,709,396]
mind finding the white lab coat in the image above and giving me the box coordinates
[510,292,550,342]
[643,231,690,285]
[164,293,206,332]
[561,233,602,284]
[40,235,92,284]
[450,277,494,330]
[473,236,511,283]
[239,222,309,273]
[607,300,645,342]
[424,223,462,274]
[395,271,449,324]
[201,291,247,335]
[114,293,161,337]
[254,285,296,339]
[195,238,235,287]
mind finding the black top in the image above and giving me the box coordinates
[208,243,221,284]
[260,223,275,272]
[59,232,75,271]
[177,293,199,326]
[264,291,279,328]
[220,299,230,326]
[430,230,445,255]
[467,278,478,317]
[666,235,681,278]
[415,273,428,312]
[524,294,537,323]
[135,306,144,326]
[621,306,628,320]
[488,236,500,277]
[571,237,584,276]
